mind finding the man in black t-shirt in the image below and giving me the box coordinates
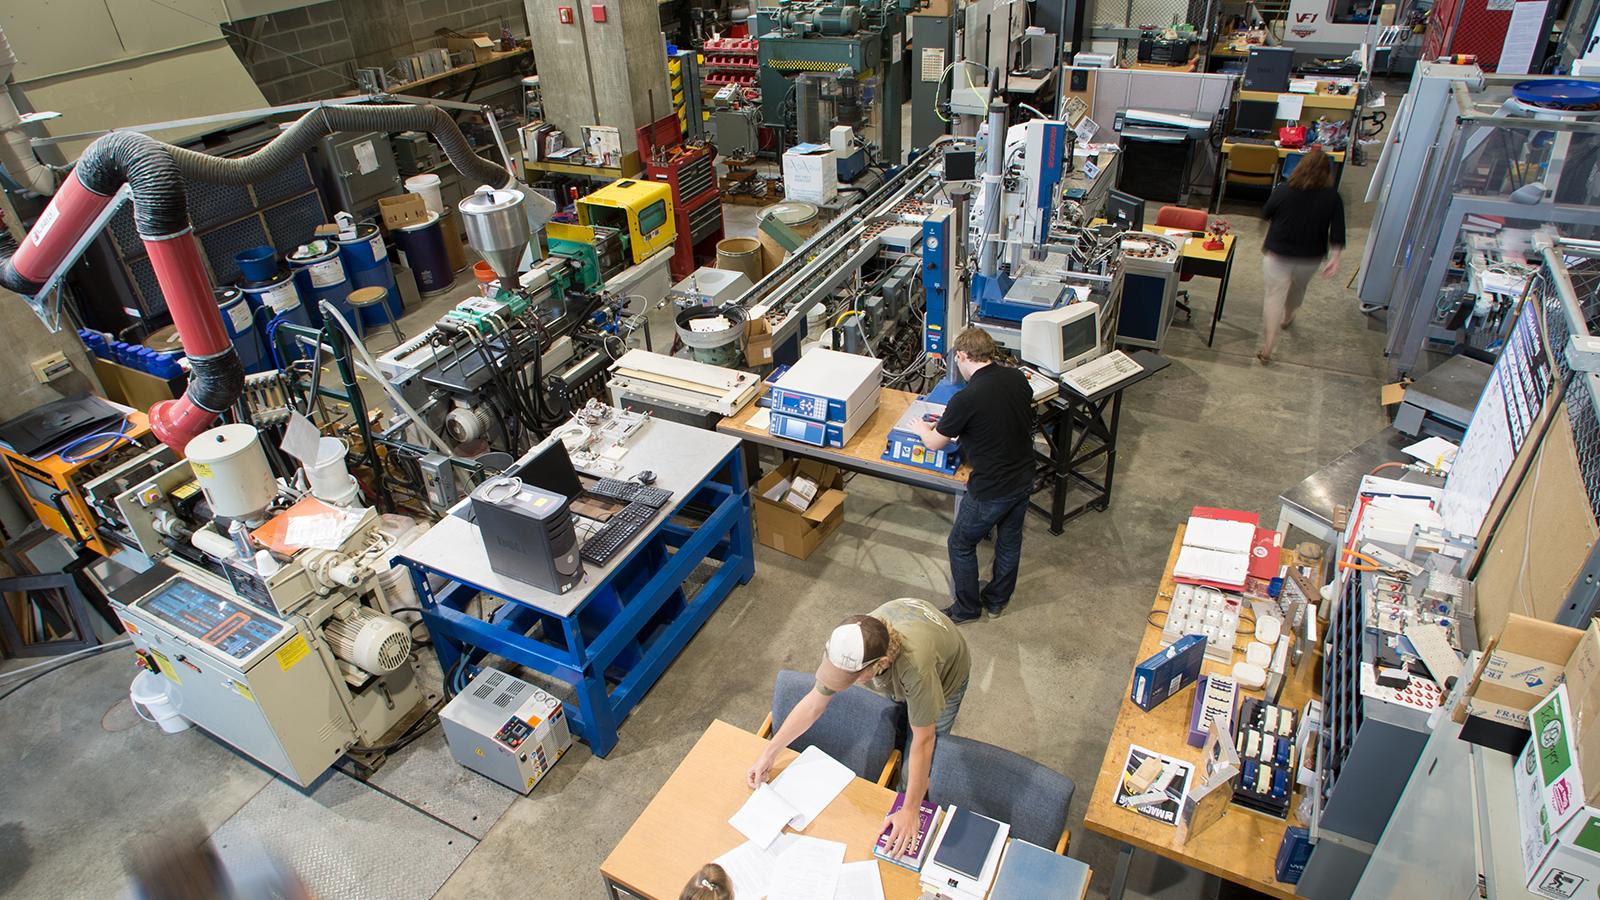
[911,327,1035,623]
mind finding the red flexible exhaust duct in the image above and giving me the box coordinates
[0,134,239,455]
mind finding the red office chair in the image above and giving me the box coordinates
[1155,205,1208,321]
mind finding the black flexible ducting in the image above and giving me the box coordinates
[0,230,29,295]
[75,132,188,236]
[186,350,246,415]
[165,104,509,190]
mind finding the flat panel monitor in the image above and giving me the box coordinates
[1021,302,1103,375]
[510,439,584,500]
[1105,189,1144,232]
[1234,99,1279,136]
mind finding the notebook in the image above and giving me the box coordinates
[990,838,1091,899]
[932,807,1003,878]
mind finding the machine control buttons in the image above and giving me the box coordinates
[496,715,534,749]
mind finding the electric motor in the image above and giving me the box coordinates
[324,607,412,674]
[445,404,491,443]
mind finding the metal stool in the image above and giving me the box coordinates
[347,285,404,348]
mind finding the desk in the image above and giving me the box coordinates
[718,387,971,496]
[1212,143,1348,213]
[1091,223,1236,347]
[1163,228,1237,348]
[1083,526,1316,900]
[600,719,921,899]
[399,418,755,757]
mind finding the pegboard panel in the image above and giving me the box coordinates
[252,157,318,207]
[186,180,254,232]
[127,256,167,318]
[203,216,272,286]
[262,194,326,255]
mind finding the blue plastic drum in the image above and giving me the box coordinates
[394,212,455,296]
[239,269,311,328]
[337,222,404,326]
[234,245,278,283]
[215,286,267,373]
[287,241,354,330]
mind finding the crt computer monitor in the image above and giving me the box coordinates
[1105,190,1144,232]
[509,439,584,500]
[1233,100,1279,136]
[1020,302,1103,375]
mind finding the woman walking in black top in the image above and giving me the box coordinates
[1256,148,1345,365]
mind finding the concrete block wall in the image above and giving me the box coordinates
[225,0,526,106]
[225,1,357,105]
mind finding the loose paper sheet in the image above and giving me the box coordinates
[768,837,846,900]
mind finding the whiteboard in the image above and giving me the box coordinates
[1439,301,1554,537]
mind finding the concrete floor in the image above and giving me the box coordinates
[0,89,1399,899]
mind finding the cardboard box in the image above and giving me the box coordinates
[914,0,954,17]
[447,32,498,64]
[91,358,183,410]
[1516,684,1600,898]
[783,144,838,204]
[1457,615,1585,753]
[745,316,774,367]
[754,459,845,559]
[379,193,430,230]
[1132,634,1206,711]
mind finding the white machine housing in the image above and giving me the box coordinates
[1021,301,1103,374]
[441,668,573,793]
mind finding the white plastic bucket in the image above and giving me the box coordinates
[405,173,445,216]
[130,671,190,734]
[306,436,361,507]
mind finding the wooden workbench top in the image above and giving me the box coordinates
[1082,526,1317,900]
[719,386,972,488]
[601,719,923,899]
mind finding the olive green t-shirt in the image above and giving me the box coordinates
[816,598,971,728]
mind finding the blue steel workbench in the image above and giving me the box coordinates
[397,420,754,757]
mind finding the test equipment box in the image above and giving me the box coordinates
[881,381,964,474]
[1132,633,1206,711]
[768,348,883,424]
[441,668,573,794]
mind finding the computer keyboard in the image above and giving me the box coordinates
[1064,351,1142,396]
[588,478,673,508]
[1230,136,1277,146]
[580,502,656,566]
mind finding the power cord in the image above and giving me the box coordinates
[0,638,133,704]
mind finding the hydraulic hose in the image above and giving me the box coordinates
[164,104,509,190]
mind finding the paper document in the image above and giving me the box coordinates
[832,860,885,900]
[770,746,856,829]
[729,746,854,847]
[768,836,846,900]
[748,407,772,431]
[731,783,801,849]
[1403,436,1458,470]
[1182,517,1255,553]
[1173,546,1249,586]
[1275,93,1304,120]
[713,834,800,898]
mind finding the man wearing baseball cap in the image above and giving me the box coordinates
[745,598,970,856]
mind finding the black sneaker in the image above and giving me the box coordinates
[941,605,981,624]
[984,606,1006,620]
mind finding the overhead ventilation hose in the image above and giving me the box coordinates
[164,104,509,190]
[0,104,511,454]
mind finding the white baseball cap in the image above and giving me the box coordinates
[815,622,876,691]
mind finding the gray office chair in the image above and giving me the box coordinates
[928,734,1076,854]
[758,669,902,786]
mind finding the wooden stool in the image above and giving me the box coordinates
[347,286,403,347]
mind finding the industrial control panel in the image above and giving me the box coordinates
[133,576,288,663]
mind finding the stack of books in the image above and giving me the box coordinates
[919,806,1010,899]
[873,792,943,871]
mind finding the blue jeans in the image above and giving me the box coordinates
[948,491,1029,617]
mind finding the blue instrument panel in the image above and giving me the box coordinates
[135,577,286,661]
